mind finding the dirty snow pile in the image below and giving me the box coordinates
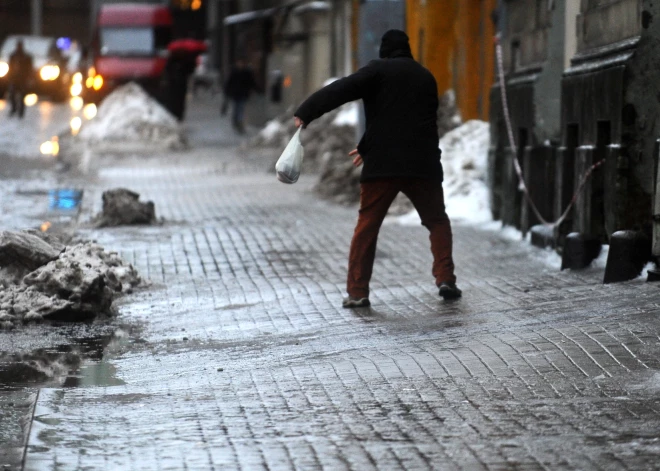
[247,102,361,202]
[247,109,296,149]
[78,82,186,150]
[92,188,157,228]
[249,102,356,153]
[0,230,141,329]
[396,120,491,226]
[309,102,362,205]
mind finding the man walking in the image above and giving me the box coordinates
[223,57,258,134]
[7,40,33,119]
[294,29,460,308]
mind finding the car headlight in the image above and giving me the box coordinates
[0,61,8,78]
[92,74,103,91]
[40,65,60,81]
[70,83,83,97]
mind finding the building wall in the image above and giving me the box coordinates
[489,1,570,231]
[501,0,551,72]
[0,0,91,43]
[225,0,352,123]
[406,0,496,121]
[406,0,457,94]
[297,8,332,94]
[357,0,405,68]
[624,0,660,249]
[577,0,640,52]
[534,0,568,143]
[564,0,579,69]
[491,0,660,246]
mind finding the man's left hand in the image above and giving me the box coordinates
[294,117,305,128]
[349,148,363,167]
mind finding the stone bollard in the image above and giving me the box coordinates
[603,230,651,284]
[647,266,660,282]
[561,232,601,270]
[530,224,556,249]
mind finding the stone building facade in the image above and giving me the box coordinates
[490,0,660,257]
[406,0,497,122]
[561,0,654,246]
[489,0,571,233]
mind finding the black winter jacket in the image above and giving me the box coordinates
[295,54,442,182]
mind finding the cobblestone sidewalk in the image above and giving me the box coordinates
[23,147,660,471]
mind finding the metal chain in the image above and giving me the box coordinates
[494,36,604,229]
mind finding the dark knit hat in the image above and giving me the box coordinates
[379,29,412,59]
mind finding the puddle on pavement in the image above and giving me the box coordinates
[63,360,125,387]
[0,331,120,467]
[0,325,138,468]
[0,326,133,390]
[61,328,131,388]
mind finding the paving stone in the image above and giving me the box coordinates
[21,146,660,470]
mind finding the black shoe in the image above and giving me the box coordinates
[439,282,462,300]
[342,296,370,308]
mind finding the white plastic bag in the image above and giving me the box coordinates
[275,127,304,184]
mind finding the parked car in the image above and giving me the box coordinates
[0,35,70,102]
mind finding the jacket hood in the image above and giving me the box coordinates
[379,29,413,59]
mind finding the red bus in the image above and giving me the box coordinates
[84,3,173,103]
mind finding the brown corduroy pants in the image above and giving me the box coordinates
[347,177,456,298]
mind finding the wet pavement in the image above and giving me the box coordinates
[0,98,87,469]
[0,99,76,160]
[2,93,660,470]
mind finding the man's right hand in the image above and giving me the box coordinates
[349,149,363,167]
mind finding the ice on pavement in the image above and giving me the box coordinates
[78,83,185,150]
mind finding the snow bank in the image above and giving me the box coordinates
[395,120,491,226]
[78,82,185,150]
[332,102,359,126]
[440,120,491,223]
[260,120,286,142]
[250,114,297,149]
[251,102,355,150]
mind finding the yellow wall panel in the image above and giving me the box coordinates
[406,0,496,121]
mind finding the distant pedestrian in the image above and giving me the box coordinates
[165,51,196,121]
[223,58,258,134]
[165,36,206,121]
[7,40,33,119]
[294,29,460,308]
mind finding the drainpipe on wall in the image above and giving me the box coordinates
[207,0,219,70]
[31,0,42,36]
[330,0,338,77]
